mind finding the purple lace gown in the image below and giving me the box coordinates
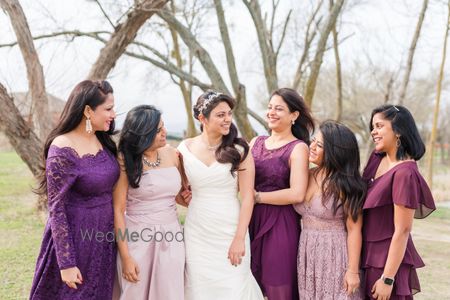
[249,136,302,300]
[30,145,120,300]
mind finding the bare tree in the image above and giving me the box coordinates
[0,0,167,178]
[398,0,428,105]
[88,0,169,79]
[304,0,345,106]
[168,1,197,137]
[292,0,324,91]
[242,0,292,94]
[0,0,50,139]
[0,83,42,176]
[425,0,450,186]
[329,0,343,121]
[157,6,257,139]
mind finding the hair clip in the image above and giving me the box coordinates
[392,105,400,112]
[199,91,222,114]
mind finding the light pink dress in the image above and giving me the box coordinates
[294,195,362,300]
[115,167,185,300]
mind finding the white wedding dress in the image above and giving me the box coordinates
[178,141,263,300]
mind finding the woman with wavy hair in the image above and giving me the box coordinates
[249,88,313,300]
[30,80,119,299]
[177,90,263,299]
[294,121,366,299]
[113,105,188,300]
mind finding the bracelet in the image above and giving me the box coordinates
[346,269,360,275]
[255,192,262,204]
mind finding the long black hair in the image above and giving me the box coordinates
[370,104,425,160]
[314,121,366,222]
[118,105,162,188]
[271,88,315,145]
[193,90,249,175]
[37,80,117,196]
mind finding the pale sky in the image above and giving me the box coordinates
[1,0,449,135]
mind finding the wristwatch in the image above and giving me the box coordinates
[381,274,395,286]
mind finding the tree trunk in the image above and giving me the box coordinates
[0,83,42,176]
[304,0,345,107]
[88,0,168,79]
[214,0,256,139]
[398,0,428,105]
[425,0,449,186]
[242,0,278,94]
[0,0,50,139]
[158,7,256,139]
[330,0,343,121]
[169,2,197,138]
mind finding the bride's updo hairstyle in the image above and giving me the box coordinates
[193,90,249,176]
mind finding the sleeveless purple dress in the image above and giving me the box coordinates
[249,136,302,300]
[30,145,120,299]
[362,151,435,299]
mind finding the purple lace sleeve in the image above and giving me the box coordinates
[46,153,78,270]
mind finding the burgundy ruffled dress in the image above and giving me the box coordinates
[361,151,435,299]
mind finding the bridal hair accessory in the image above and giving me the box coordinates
[199,91,222,115]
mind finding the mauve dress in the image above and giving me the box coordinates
[249,136,302,300]
[30,145,120,299]
[362,151,435,300]
[114,167,185,300]
[294,194,363,300]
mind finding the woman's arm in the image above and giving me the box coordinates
[113,157,140,283]
[228,152,255,266]
[257,143,309,205]
[344,213,363,295]
[371,204,414,300]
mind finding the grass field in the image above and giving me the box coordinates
[0,151,449,299]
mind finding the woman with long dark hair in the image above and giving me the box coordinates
[294,121,366,299]
[362,105,435,299]
[177,90,263,299]
[249,88,313,300]
[30,80,120,299]
[113,105,187,299]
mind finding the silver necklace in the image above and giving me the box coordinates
[142,152,161,168]
[202,138,221,151]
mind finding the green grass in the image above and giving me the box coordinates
[0,152,43,299]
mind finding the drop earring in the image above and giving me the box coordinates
[86,117,93,134]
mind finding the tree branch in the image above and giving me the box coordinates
[0,0,50,139]
[93,0,116,29]
[243,0,278,93]
[398,0,429,105]
[88,0,168,79]
[304,0,345,106]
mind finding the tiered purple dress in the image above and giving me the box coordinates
[362,151,435,299]
[30,146,120,299]
[249,136,302,300]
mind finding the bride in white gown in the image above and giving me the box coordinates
[178,91,263,300]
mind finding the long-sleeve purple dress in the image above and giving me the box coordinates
[249,136,302,300]
[30,145,119,299]
[362,151,435,299]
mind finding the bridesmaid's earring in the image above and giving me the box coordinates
[291,120,295,125]
[86,117,93,134]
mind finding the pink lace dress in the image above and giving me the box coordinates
[294,195,362,300]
